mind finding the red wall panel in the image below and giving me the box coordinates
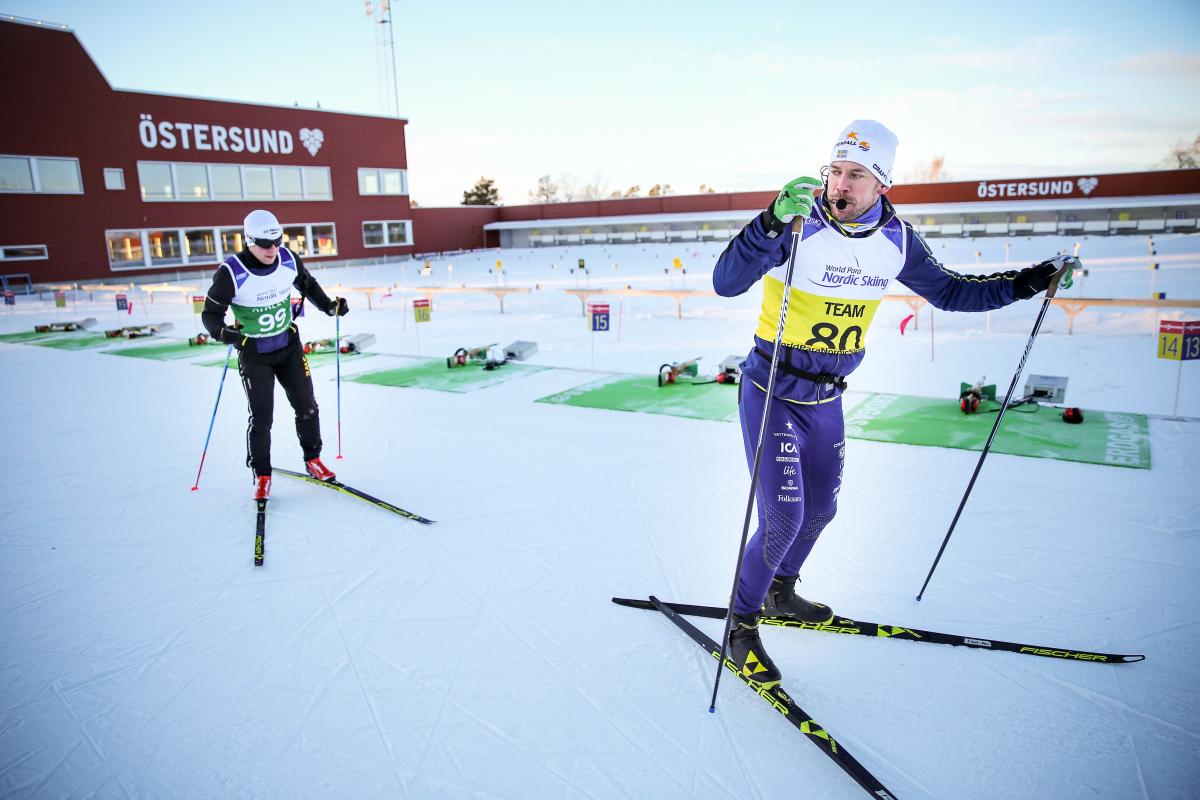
[0,20,414,283]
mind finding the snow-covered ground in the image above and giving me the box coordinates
[2,234,1198,799]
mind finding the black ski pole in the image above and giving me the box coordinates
[710,219,804,713]
[916,257,1077,601]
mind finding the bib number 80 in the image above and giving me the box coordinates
[806,322,863,352]
[258,307,289,333]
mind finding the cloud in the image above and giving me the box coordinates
[916,34,1076,71]
[1119,49,1200,75]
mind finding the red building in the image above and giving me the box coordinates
[4,14,1197,287]
[0,16,413,285]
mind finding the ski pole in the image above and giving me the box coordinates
[191,344,235,490]
[335,300,343,460]
[916,257,1077,601]
[710,219,804,713]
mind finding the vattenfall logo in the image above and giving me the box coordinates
[836,130,871,152]
[138,114,325,157]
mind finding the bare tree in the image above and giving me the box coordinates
[557,173,579,202]
[904,155,948,184]
[1159,133,1200,169]
[529,175,560,204]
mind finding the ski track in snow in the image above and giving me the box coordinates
[2,235,1199,799]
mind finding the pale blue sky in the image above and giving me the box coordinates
[6,0,1199,205]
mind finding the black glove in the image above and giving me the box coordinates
[1012,260,1059,300]
[218,325,248,350]
[328,297,349,317]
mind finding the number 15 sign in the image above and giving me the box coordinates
[589,303,610,332]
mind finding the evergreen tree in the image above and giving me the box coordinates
[462,177,500,205]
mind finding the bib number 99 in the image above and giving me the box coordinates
[258,307,288,333]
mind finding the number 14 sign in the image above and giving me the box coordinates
[1158,320,1200,361]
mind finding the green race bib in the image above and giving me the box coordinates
[230,298,293,337]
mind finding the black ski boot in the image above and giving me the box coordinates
[727,611,782,689]
[763,575,834,624]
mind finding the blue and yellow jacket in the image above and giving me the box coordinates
[714,196,1022,403]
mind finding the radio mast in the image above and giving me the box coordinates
[364,0,400,118]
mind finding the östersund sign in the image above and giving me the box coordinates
[137,114,325,156]
[976,176,1099,199]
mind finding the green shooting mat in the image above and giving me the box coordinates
[536,374,739,422]
[29,334,114,350]
[106,340,224,360]
[195,349,375,368]
[843,393,1150,469]
[346,358,544,393]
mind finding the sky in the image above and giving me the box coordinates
[5,0,1199,206]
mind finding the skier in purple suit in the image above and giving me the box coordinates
[713,119,1064,688]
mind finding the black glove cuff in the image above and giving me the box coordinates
[759,205,787,239]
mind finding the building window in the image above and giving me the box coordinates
[275,167,303,200]
[386,221,409,245]
[304,167,331,200]
[363,222,385,246]
[220,227,244,255]
[185,229,218,260]
[244,166,273,199]
[175,163,210,200]
[147,230,184,266]
[107,231,145,268]
[0,244,49,261]
[358,167,407,196]
[211,165,242,200]
[310,224,337,256]
[138,163,174,200]
[282,225,308,255]
[135,161,332,202]
[0,157,34,191]
[363,219,411,247]
[1,155,82,193]
[104,168,126,191]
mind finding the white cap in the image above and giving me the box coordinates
[829,120,899,187]
[244,209,282,241]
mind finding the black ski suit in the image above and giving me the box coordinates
[202,248,337,477]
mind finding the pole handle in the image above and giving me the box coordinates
[1045,256,1079,299]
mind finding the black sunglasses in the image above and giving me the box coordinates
[253,236,283,249]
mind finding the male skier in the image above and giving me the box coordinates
[202,209,349,500]
[714,120,1067,688]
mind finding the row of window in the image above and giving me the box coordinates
[358,167,408,196]
[0,154,410,201]
[106,223,339,270]
[138,161,333,202]
[0,155,83,193]
[103,219,412,270]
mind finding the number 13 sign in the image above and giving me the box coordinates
[1158,320,1200,361]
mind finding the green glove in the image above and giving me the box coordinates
[772,176,823,223]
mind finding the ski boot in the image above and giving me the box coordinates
[305,457,336,482]
[253,475,271,501]
[762,575,834,624]
[727,611,782,689]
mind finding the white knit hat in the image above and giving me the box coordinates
[244,209,282,241]
[829,120,899,187]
